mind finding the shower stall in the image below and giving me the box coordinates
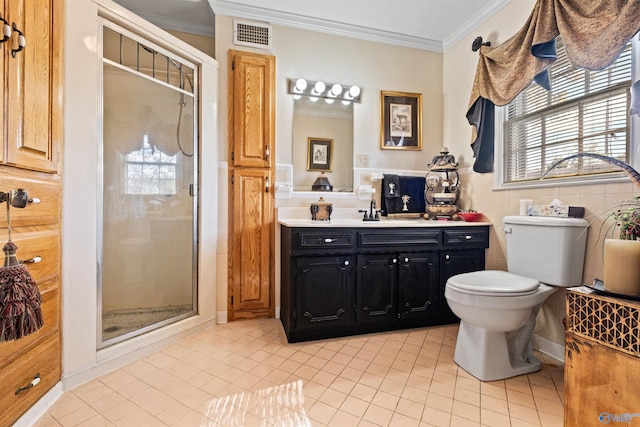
[98,22,198,346]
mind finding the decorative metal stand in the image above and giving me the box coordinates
[424,147,460,220]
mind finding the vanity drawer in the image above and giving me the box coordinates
[295,230,356,251]
[359,229,440,248]
[2,231,60,286]
[443,228,489,247]
[0,287,59,367]
[0,332,60,427]
[0,172,60,228]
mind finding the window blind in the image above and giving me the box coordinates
[504,38,632,183]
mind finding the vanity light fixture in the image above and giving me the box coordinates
[313,81,326,95]
[288,78,361,103]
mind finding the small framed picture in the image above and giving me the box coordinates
[307,138,333,171]
[380,91,423,150]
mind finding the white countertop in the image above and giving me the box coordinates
[278,218,492,228]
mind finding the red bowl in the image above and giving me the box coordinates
[458,212,482,222]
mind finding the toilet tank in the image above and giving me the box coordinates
[503,215,589,287]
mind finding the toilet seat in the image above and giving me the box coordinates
[447,270,539,297]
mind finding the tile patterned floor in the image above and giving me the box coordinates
[34,319,564,426]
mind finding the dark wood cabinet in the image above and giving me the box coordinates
[356,253,398,324]
[398,252,439,320]
[439,249,486,321]
[280,224,489,342]
[294,256,354,331]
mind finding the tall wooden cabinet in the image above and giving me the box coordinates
[227,50,275,320]
[0,0,62,425]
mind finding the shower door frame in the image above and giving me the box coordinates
[96,19,199,348]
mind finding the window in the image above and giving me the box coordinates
[125,135,177,195]
[500,37,634,186]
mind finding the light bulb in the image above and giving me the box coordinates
[331,84,343,96]
[313,81,326,94]
[295,78,307,92]
[349,86,361,98]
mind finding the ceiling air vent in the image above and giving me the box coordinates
[233,20,272,50]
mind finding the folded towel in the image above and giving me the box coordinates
[382,174,400,198]
[382,176,426,215]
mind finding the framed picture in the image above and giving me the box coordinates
[307,137,333,171]
[380,91,422,150]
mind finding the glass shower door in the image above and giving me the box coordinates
[99,24,197,346]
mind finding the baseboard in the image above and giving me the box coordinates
[217,311,228,323]
[534,334,565,363]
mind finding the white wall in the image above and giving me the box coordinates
[62,0,219,388]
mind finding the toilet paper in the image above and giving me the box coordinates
[519,199,533,216]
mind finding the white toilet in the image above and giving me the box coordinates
[445,215,588,381]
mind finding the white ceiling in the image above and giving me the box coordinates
[112,0,511,52]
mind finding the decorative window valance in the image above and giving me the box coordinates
[467,0,640,173]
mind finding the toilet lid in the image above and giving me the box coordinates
[447,270,539,296]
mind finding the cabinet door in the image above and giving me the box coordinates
[294,256,353,330]
[398,252,438,319]
[440,249,485,319]
[440,249,485,282]
[228,50,274,168]
[5,0,60,172]
[229,168,273,318]
[356,254,397,323]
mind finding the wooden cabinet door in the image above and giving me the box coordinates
[228,50,274,168]
[229,168,273,318]
[356,254,397,323]
[294,256,354,330]
[564,332,640,426]
[5,0,60,172]
[398,252,438,319]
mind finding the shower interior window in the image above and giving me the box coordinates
[125,135,177,195]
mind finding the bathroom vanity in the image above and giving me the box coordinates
[279,219,490,342]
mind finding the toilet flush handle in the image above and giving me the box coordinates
[504,226,512,234]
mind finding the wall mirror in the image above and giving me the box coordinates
[290,79,360,193]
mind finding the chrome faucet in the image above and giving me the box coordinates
[359,199,380,221]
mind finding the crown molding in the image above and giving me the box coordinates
[442,0,511,51]
[209,0,444,52]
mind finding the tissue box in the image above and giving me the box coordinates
[527,205,585,218]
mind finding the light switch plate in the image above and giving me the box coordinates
[356,153,369,168]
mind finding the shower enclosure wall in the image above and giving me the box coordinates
[99,22,198,346]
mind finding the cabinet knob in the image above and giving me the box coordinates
[404,257,409,263]
[445,254,450,260]
[344,260,349,266]
[392,258,397,263]
[463,235,472,240]
[324,238,336,243]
